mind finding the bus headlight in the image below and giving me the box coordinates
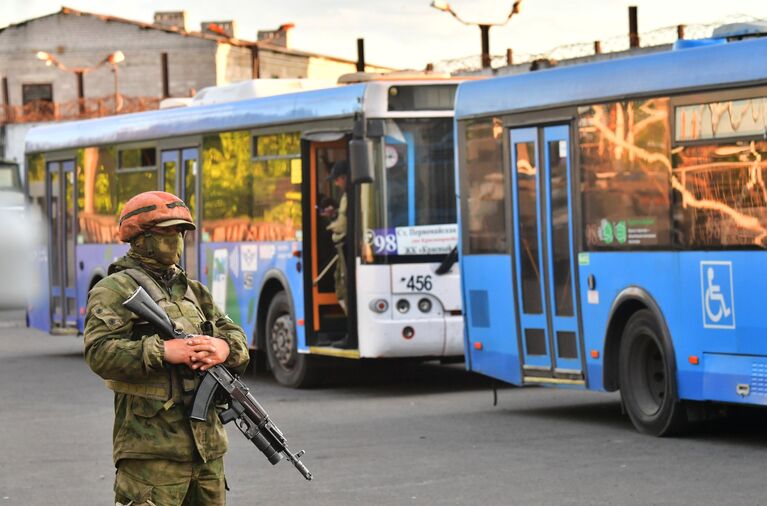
[396,299,410,313]
[370,299,388,313]
[417,298,432,313]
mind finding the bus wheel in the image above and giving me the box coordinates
[265,292,318,388]
[619,309,687,436]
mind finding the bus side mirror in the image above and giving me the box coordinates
[349,138,375,185]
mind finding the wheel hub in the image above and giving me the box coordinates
[633,333,666,416]
[270,314,295,369]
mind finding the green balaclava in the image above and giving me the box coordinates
[129,232,183,269]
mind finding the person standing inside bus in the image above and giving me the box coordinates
[83,191,249,506]
[321,160,349,314]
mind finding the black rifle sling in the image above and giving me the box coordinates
[123,267,201,307]
[122,268,167,302]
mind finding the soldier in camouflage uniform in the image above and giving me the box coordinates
[84,191,249,506]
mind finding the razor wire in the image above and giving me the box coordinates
[432,14,767,74]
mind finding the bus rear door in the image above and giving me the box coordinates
[47,159,78,333]
[510,125,584,384]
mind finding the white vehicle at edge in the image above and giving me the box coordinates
[0,161,41,309]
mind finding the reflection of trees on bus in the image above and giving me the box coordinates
[580,99,672,249]
[202,131,302,242]
[74,146,156,244]
[677,98,767,142]
[580,97,767,249]
[39,129,304,245]
[673,142,767,247]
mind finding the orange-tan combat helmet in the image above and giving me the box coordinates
[118,191,195,242]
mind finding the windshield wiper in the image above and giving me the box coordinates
[435,246,458,275]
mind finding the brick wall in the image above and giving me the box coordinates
[258,49,311,79]
[0,12,396,108]
[217,44,254,85]
[0,13,219,105]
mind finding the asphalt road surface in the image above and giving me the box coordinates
[1,318,766,505]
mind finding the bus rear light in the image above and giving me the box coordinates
[396,299,410,313]
[79,307,86,316]
[369,299,388,313]
[297,319,305,327]
[689,355,700,365]
[417,298,432,313]
[402,326,415,339]
[473,341,483,351]
[590,350,600,359]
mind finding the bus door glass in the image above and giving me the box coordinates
[47,159,77,331]
[543,125,581,375]
[308,140,349,338]
[510,126,582,378]
[161,148,199,278]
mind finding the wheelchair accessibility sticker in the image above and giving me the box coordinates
[700,261,735,329]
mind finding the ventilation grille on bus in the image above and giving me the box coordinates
[751,362,767,396]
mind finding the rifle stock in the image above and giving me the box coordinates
[123,287,183,340]
[123,286,313,481]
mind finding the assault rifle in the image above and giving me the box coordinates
[123,286,313,481]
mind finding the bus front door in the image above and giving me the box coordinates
[510,126,583,383]
[47,159,78,333]
[161,148,199,279]
[305,139,351,347]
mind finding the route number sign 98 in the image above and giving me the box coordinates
[373,233,397,254]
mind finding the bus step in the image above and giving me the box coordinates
[315,331,351,348]
[523,376,585,386]
[319,313,347,330]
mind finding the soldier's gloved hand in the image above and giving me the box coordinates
[186,336,231,371]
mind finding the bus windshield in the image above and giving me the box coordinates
[361,117,457,262]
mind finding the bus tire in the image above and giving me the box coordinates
[619,309,688,436]
[265,291,319,388]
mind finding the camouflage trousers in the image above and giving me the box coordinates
[334,243,347,314]
[115,458,226,506]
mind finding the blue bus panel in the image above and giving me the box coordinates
[462,254,520,385]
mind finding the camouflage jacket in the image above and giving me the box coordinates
[84,255,250,465]
[326,192,347,244]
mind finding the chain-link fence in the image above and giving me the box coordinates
[433,14,766,74]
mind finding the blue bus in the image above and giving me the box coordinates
[25,78,465,387]
[455,34,767,435]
